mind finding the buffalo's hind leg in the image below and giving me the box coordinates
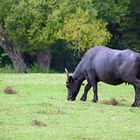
[127,77,140,107]
[123,75,140,107]
[80,81,91,101]
[132,86,140,107]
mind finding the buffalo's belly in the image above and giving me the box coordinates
[96,72,124,85]
[100,78,124,85]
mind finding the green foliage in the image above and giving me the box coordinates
[0,0,18,25]
[0,53,8,66]
[0,48,12,67]
[2,0,111,52]
[3,0,63,51]
[0,65,16,73]
[58,8,111,50]
[4,0,32,50]
[0,0,139,72]
[93,0,140,51]
[27,63,46,73]
[27,0,60,48]
[117,0,140,51]
[57,0,111,50]
[26,63,57,73]
[93,0,131,24]
[50,40,81,72]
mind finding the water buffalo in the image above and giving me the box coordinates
[65,46,140,107]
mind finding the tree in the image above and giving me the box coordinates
[58,8,111,50]
[58,0,111,50]
[0,0,27,72]
[0,0,112,71]
[117,0,140,51]
[93,0,131,49]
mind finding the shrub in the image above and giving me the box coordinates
[0,65,16,73]
[27,63,46,73]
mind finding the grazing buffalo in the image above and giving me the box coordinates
[65,46,140,107]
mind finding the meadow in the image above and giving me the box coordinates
[0,74,140,140]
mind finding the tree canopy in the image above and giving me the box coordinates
[0,0,139,72]
[3,0,111,50]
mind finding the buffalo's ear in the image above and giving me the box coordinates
[69,76,74,83]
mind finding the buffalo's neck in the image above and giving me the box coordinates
[73,63,85,83]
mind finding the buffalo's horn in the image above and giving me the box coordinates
[65,68,69,80]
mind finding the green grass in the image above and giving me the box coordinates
[0,74,140,140]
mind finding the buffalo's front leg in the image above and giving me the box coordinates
[80,82,91,101]
[88,72,98,103]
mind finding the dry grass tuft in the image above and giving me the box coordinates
[31,120,47,127]
[4,86,17,94]
[102,98,119,106]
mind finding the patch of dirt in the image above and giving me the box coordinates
[4,86,17,94]
[102,98,119,106]
[31,120,47,127]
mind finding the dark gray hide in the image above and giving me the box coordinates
[65,46,140,107]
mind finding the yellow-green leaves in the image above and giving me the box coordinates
[1,0,112,51]
[58,8,111,50]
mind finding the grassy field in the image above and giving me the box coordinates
[0,74,140,140]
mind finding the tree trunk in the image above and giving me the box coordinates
[0,25,27,73]
[36,49,51,71]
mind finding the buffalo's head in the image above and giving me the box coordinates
[65,68,82,101]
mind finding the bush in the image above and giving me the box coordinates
[0,65,16,73]
[27,63,46,73]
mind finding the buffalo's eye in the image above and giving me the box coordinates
[66,82,69,88]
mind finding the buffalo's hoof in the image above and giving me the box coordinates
[131,100,140,107]
[67,97,76,101]
[131,103,137,107]
[80,97,86,101]
[92,99,98,103]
